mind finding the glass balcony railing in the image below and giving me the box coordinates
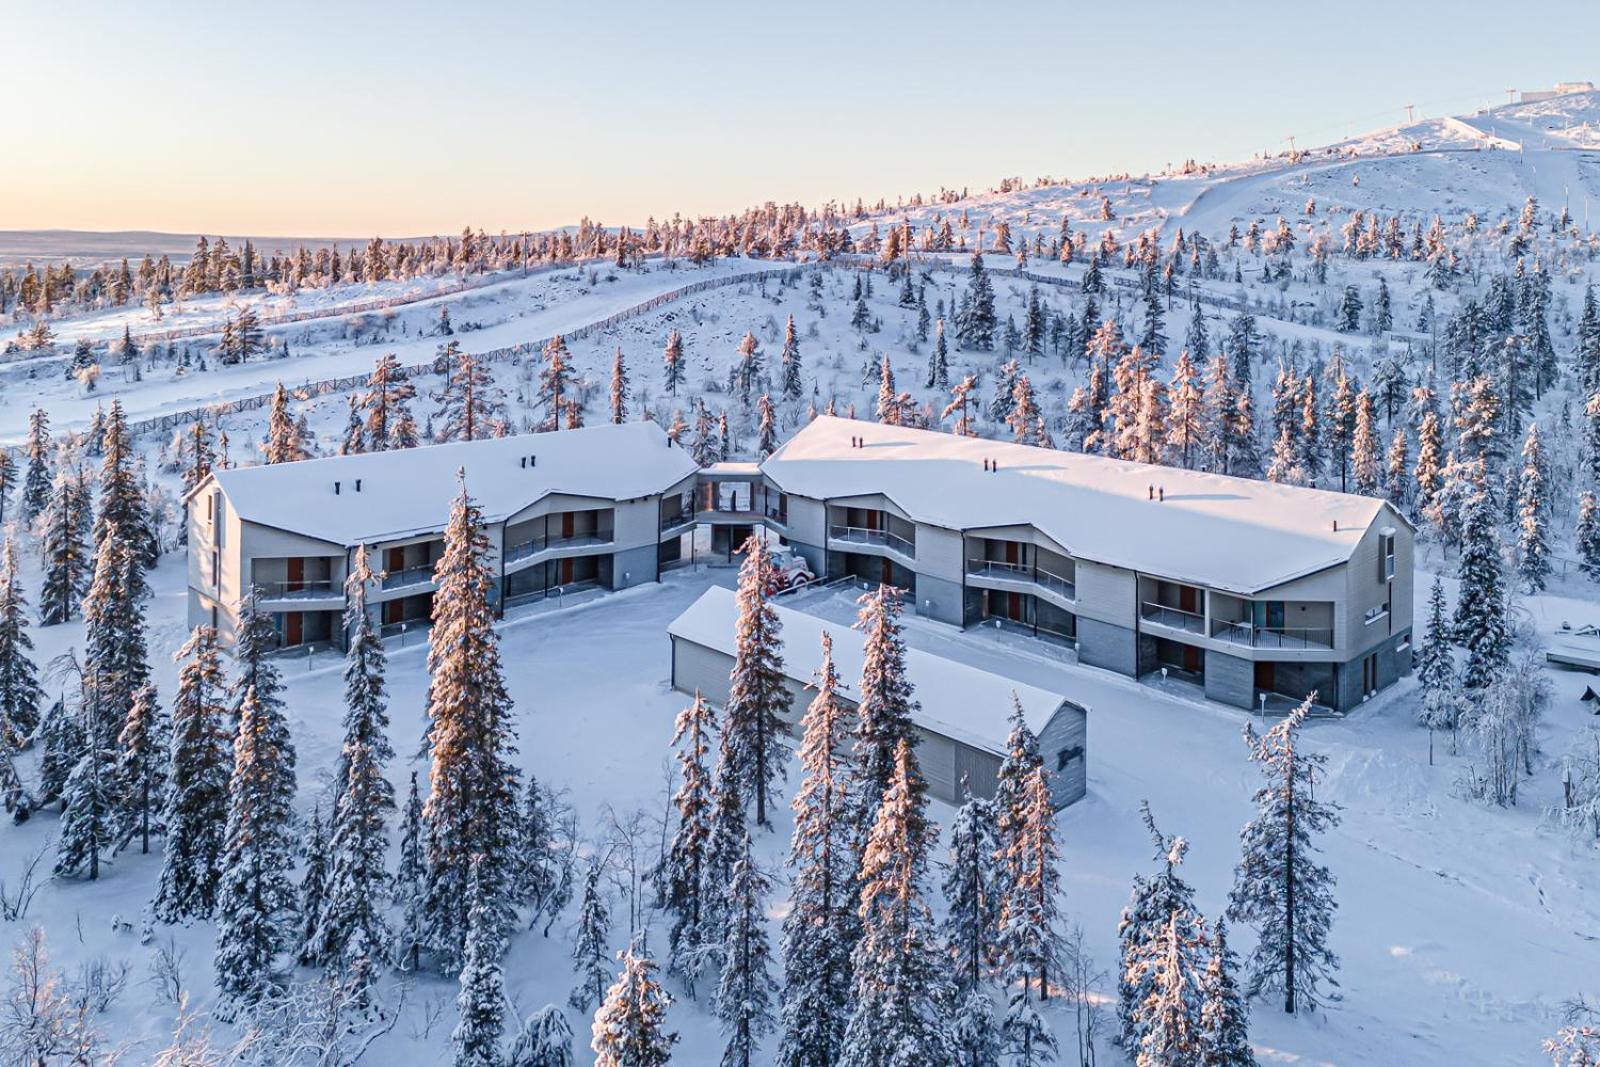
[1140,601,1207,635]
[966,559,1076,600]
[829,525,915,557]
[1211,619,1334,651]
[257,579,339,600]
[380,564,437,591]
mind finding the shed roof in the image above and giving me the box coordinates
[763,416,1396,594]
[667,586,1074,754]
[210,421,699,546]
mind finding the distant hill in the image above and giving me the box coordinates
[0,229,423,268]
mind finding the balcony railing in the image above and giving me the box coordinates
[505,532,613,564]
[966,559,1076,601]
[257,579,340,600]
[1211,619,1334,651]
[1140,601,1206,635]
[660,507,697,533]
[381,564,437,591]
[829,525,915,558]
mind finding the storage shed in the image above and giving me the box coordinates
[667,587,1087,807]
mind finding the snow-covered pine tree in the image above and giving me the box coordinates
[341,395,366,455]
[570,862,612,1014]
[840,739,951,1066]
[1350,390,1380,497]
[779,632,858,1067]
[153,626,231,923]
[316,545,395,991]
[296,807,331,966]
[961,253,997,351]
[393,771,430,972]
[1515,421,1550,593]
[113,682,167,854]
[723,534,788,828]
[0,532,43,747]
[536,336,578,432]
[517,774,572,937]
[940,789,1002,1000]
[663,691,718,995]
[0,452,14,527]
[424,478,522,970]
[663,330,685,398]
[37,467,90,626]
[780,315,804,400]
[950,988,1002,1067]
[1416,577,1459,763]
[926,318,950,390]
[1117,803,1206,1051]
[508,1005,575,1067]
[265,382,308,463]
[435,343,505,441]
[997,769,1063,1065]
[21,408,53,522]
[591,950,677,1067]
[1578,491,1600,580]
[1133,912,1206,1066]
[1167,351,1204,469]
[214,683,299,1013]
[1454,491,1510,688]
[82,526,148,755]
[1227,697,1341,1015]
[757,394,778,457]
[363,354,419,451]
[715,830,778,1067]
[53,660,119,881]
[851,585,920,842]
[453,857,510,1067]
[1198,918,1256,1066]
[609,348,630,424]
[94,398,158,571]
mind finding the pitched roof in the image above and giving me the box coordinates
[210,421,698,545]
[667,586,1075,753]
[762,416,1392,594]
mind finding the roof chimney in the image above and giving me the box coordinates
[355,478,362,492]
[334,481,341,495]
[1332,519,1339,532]
[984,458,990,471]
[1158,486,1164,502]
[1148,485,1154,500]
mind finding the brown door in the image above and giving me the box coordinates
[285,612,302,647]
[1254,661,1276,694]
[384,599,402,625]
[286,557,304,593]
[1005,541,1021,565]
[1008,592,1023,619]
[1183,643,1202,673]
[865,510,879,531]
[561,512,575,539]
[881,558,893,586]
[387,547,404,573]
[560,558,575,584]
[1178,586,1198,614]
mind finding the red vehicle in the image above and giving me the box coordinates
[765,547,815,595]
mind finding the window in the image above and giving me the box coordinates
[1056,745,1084,772]
[1379,529,1396,582]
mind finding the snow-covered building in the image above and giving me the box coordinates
[186,421,701,648]
[757,417,1413,714]
[667,586,1088,807]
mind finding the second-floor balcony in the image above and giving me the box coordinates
[966,558,1076,601]
[381,564,438,591]
[1211,619,1334,651]
[505,531,614,564]
[1140,601,1206,636]
[257,579,341,602]
[830,524,915,559]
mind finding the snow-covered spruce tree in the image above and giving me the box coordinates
[840,739,951,1067]
[757,394,778,458]
[266,382,309,464]
[1350,390,1381,497]
[940,789,1002,1001]
[780,314,804,400]
[362,354,419,451]
[851,585,920,844]
[214,683,299,1014]
[34,693,84,807]
[94,398,158,571]
[1578,491,1600,581]
[1227,697,1341,1015]
[716,830,778,1067]
[21,408,53,522]
[37,467,90,626]
[663,691,717,995]
[1515,422,1550,593]
[453,858,509,1067]
[609,347,630,425]
[1453,491,1510,689]
[536,336,578,432]
[1198,918,1255,1066]
[296,807,331,966]
[1416,576,1460,762]
[82,525,148,753]
[508,1005,574,1067]
[949,987,1002,1067]
[959,252,997,351]
[998,768,1064,1064]
[1117,803,1205,1050]
[53,661,119,881]
[393,770,430,972]
[570,861,612,1014]
[518,773,572,937]
[778,632,858,1067]
[229,587,287,745]
[1133,911,1206,1066]
[114,682,168,854]
[0,452,13,527]
[316,546,395,991]
[926,317,950,390]
[663,330,685,398]
[435,343,505,441]
[591,950,677,1067]
[0,531,44,747]
[423,478,522,971]
[153,626,232,923]
[723,534,788,828]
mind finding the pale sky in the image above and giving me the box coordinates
[4,1,1595,238]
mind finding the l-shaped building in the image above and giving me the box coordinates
[188,415,1413,713]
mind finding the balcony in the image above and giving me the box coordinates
[966,559,1076,602]
[659,507,697,536]
[381,564,437,591]
[1140,601,1206,636]
[1211,619,1334,651]
[257,579,341,602]
[505,532,614,565]
[830,525,915,559]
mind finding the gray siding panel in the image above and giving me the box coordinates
[1037,703,1088,807]
[1204,649,1255,710]
[915,572,965,627]
[1078,618,1138,677]
[670,639,734,705]
[611,545,659,589]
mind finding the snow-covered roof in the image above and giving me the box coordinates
[210,421,699,546]
[667,586,1075,753]
[762,416,1392,595]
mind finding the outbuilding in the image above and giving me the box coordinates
[667,587,1087,807]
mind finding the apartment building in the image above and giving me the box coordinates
[758,417,1414,714]
[186,421,701,648]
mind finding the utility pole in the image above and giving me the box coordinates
[1505,87,1517,106]
[1405,103,1416,124]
